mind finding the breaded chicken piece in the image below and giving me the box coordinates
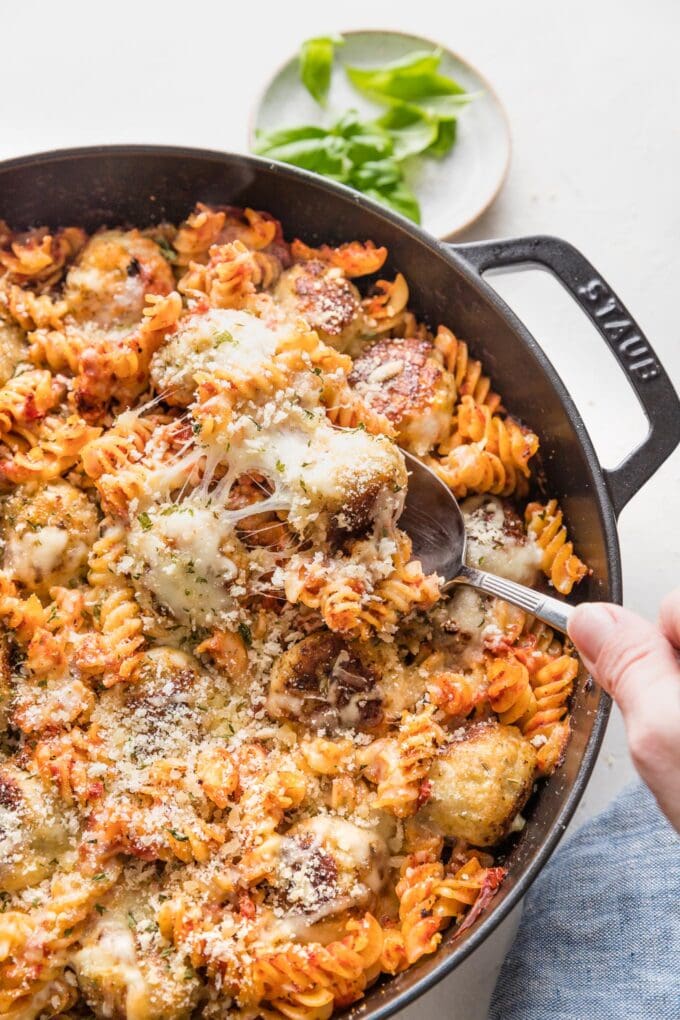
[268,630,384,733]
[64,229,174,328]
[73,873,202,1020]
[422,722,536,846]
[0,763,73,891]
[2,480,98,598]
[275,260,367,350]
[349,335,456,456]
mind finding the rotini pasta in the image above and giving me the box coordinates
[525,498,589,594]
[0,203,589,1020]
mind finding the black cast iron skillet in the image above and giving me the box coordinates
[1,146,678,1019]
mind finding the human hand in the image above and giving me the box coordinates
[568,597,680,832]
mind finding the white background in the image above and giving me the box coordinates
[2,2,679,1016]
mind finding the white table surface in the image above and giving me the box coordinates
[2,2,679,1016]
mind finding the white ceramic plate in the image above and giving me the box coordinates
[251,29,511,239]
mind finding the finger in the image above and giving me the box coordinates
[568,602,680,828]
[658,587,680,649]
[568,603,678,713]
[567,602,620,680]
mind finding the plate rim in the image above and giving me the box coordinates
[248,26,512,239]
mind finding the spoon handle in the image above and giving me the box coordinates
[451,565,574,635]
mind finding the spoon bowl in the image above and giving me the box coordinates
[399,450,575,633]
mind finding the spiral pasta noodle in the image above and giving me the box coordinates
[286,536,440,639]
[525,499,589,594]
[0,369,65,434]
[430,395,539,499]
[392,851,504,967]
[178,239,282,307]
[88,523,145,681]
[359,705,446,817]
[487,655,538,725]
[0,413,101,484]
[433,325,501,411]
[81,410,168,517]
[0,224,85,287]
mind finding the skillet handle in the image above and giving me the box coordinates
[452,235,680,517]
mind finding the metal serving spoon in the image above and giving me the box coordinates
[399,451,573,634]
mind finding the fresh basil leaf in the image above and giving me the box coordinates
[348,158,420,223]
[253,124,328,151]
[361,181,421,224]
[346,50,442,98]
[331,109,362,134]
[255,134,351,178]
[254,106,421,223]
[350,159,402,190]
[256,113,392,176]
[344,125,393,164]
[299,35,344,106]
[376,104,438,160]
[426,116,457,158]
[346,49,467,106]
[413,92,471,120]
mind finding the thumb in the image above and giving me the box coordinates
[568,602,680,828]
[567,603,678,717]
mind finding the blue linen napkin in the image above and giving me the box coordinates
[489,781,680,1020]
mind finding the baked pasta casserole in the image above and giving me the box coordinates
[0,205,589,1020]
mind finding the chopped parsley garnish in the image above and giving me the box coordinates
[157,237,177,263]
[137,511,152,531]
[167,828,189,842]
[238,622,252,646]
[214,329,237,346]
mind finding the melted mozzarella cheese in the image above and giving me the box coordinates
[275,815,388,930]
[150,308,283,399]
[130,402,407,628]
[463,495,540,585]
[298,816,388,896]
[200,404,407,534]
[144,403,406,536]
[5,525,70,585]
[74,919,151,1020]
[126,503,244,628]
